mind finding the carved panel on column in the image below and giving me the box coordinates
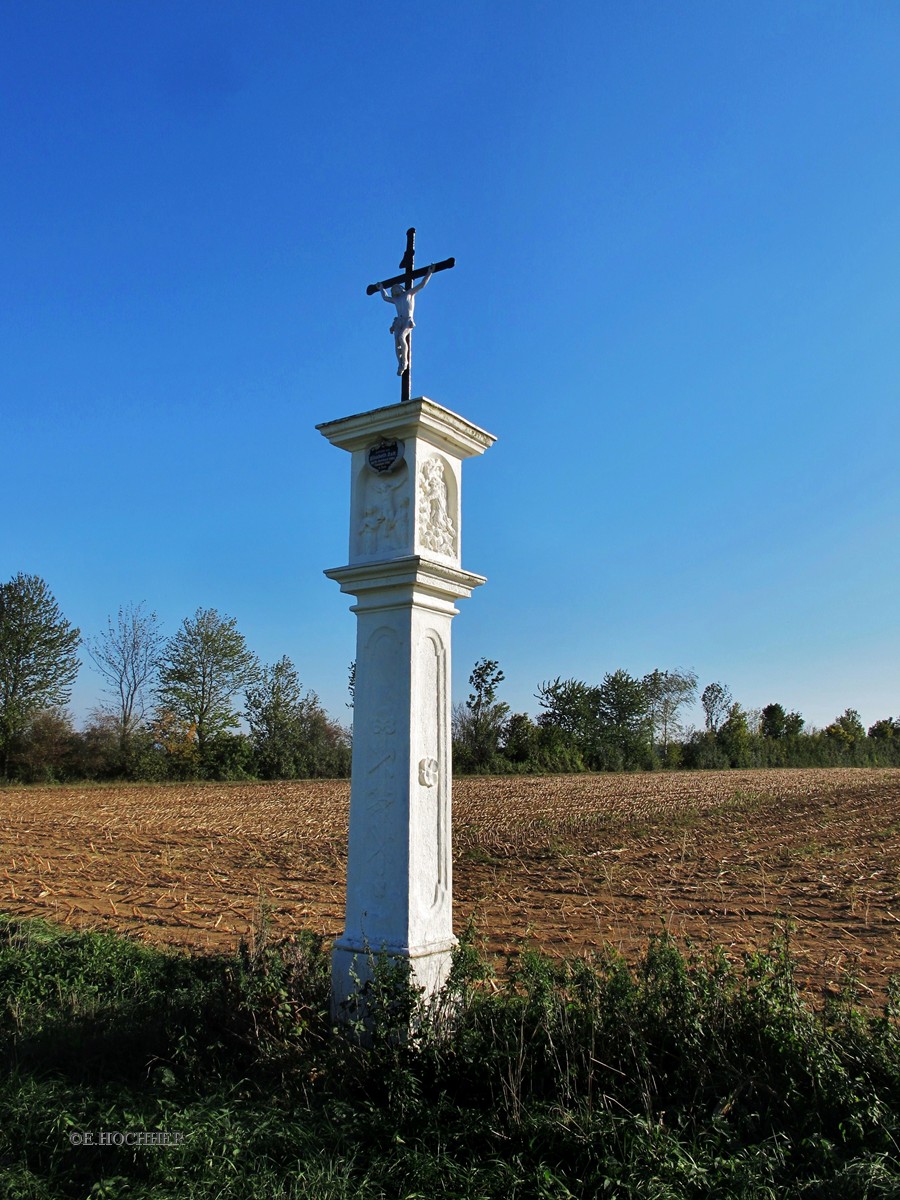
[417,629,448,913]
[358,625,400,914]
[418,455,458,558]
[355,462,410,559]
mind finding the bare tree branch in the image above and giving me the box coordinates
[86,603,163,743]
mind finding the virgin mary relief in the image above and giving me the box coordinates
[418,456,457,558]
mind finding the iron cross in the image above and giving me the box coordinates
[367,228,455,403]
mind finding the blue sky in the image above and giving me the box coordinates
[1,1,898,733]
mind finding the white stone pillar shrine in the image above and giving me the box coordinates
[317,396,495,1016]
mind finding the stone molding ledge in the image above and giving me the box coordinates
[333,934,460,960]
[317,396,496,460]
[325,554,486,609]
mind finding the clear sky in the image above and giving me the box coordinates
[1,1,898,734]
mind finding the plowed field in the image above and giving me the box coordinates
[2,769,899,1004]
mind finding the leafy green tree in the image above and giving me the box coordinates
[15,708,78,783]
[536,677,596,741]
[825,708,866,749]
[0,573,81,778]
[156,608,258,766]
[643,668,698,754]
[760,702,787,740]
[784,710,805,738]
[535,677,603,764]
[596,669,651,769]
[536,672,652,770]
[454,658,510,771]
[502,712,539,765]
[290,700,351,778]
[701,681,732,734]
[246,656,303,778]
[200,731,255,781]
[718,702,751,767]
[148,707,200,779]
[868,717,897,740]
[245,656,350,779]
[683,729,730,770]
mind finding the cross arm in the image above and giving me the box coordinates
[366,257,455,296]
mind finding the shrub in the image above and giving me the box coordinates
[3,916,900,1197]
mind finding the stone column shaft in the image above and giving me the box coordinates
[318,398,494,1013]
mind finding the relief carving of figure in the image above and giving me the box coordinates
[359,473,409,556]
[418,457,456,557]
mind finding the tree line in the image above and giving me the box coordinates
[1,573,897,784]
[0,573,349,783]
[452,660,900,773]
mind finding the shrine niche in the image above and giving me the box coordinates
[417,454,458,560]
[354,460,411,560]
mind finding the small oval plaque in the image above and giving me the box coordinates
[367,438,405,473]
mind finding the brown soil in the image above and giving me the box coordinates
[2,768,899,1005]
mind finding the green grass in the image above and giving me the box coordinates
[2,913,900,1198]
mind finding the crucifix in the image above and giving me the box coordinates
[367,227,455,403]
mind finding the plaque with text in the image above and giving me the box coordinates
[367,439,405,473]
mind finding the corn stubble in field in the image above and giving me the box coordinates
[2,768,900,1002]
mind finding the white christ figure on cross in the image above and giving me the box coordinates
[379,266,433,376]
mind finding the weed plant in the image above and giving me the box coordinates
[1,912,899,1198]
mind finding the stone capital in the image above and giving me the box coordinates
[317,396,496,461]
[320,398,494,573]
